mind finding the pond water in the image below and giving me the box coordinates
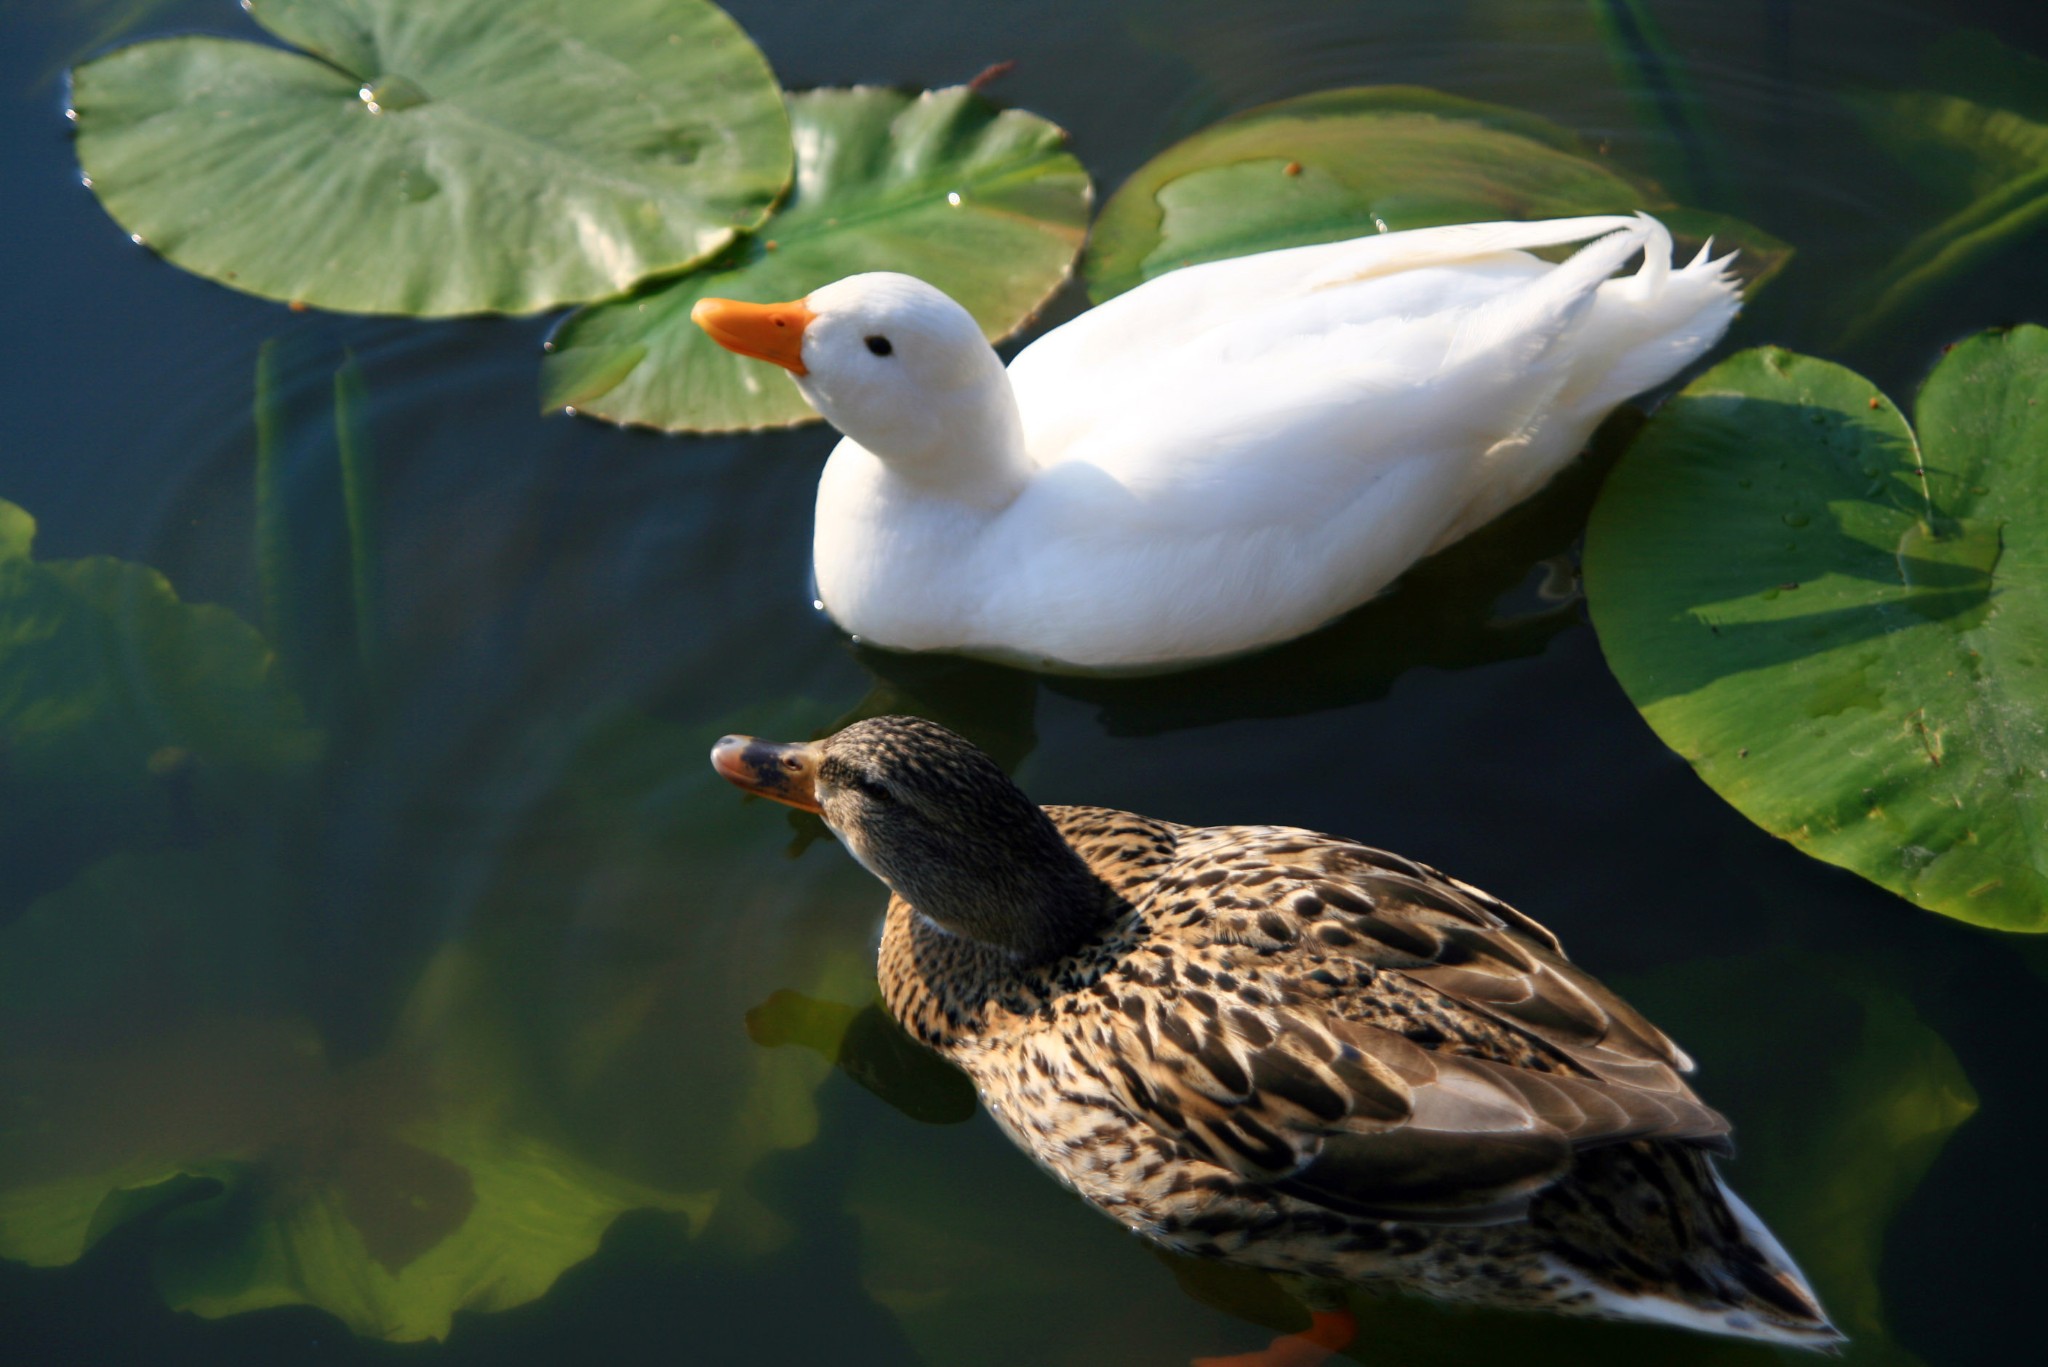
[4,1,2046,1365]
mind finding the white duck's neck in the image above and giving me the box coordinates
[805,358,1031,511]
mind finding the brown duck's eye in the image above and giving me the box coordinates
[854,776,893,801]
[865,335,893,357]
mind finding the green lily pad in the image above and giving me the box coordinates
[542,86,1091,431]
[1082,86,1788,304]
[1584,329,2048,930]
[71,0,792,315]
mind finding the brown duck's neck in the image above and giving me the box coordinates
[846,782,1128,972]
[895,825,1114,965]
[880,877,1127,1050]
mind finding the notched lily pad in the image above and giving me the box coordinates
[70,0,792,315]
[1082,86,1788,303]
[542,85,1091,432]
[1584,329,2048,930]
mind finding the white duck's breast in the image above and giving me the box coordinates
[812,438,995,652]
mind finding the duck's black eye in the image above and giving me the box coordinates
[864,335,893,357]
[854,775,893,801]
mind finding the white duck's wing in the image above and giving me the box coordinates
[1006,213,1643,454]
[962,226,1682,665]
[1025,221,1664,524]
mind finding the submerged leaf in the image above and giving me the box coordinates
[1082,86,1788,303]
[147,1063,718,1340]
[333,353,380,675]
[0,500,319,912]
[542,86,1090,431]
[0,872,719,1342]
[846,1117,1244,1367]
[1585,0,1733,207]
[1840,31,2048,344]
[1585,330,2048,929]
[0,700,870,1340]
[70,0,792,315]
[747,991,976,1126]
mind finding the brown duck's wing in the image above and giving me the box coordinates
[1295,838,1708,1092]
[1089,828,1729,1225]
[1096,988,1729,1224]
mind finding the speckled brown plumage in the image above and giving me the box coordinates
[877,806,1834,1345]
[714,718,1838,1349]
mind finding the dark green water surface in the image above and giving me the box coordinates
[5,2,2047,1365]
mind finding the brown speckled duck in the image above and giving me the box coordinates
[711,717,1839,1365]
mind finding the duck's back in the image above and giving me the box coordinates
[877,806,1836,1347]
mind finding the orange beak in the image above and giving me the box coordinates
[710,735,822,813]
[690,296,815,375]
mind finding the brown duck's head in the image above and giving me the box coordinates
[710,716,1107,962]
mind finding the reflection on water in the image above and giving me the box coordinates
[4,1,2048,1364]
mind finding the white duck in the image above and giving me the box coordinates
[692,214,1737,672]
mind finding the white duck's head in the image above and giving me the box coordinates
[693,273,1028,505]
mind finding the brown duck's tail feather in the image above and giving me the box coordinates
[1703,1166,1843,1348]
[1535,1143,1842,1349]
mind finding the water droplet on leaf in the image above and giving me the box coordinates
[358,75,430,115]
